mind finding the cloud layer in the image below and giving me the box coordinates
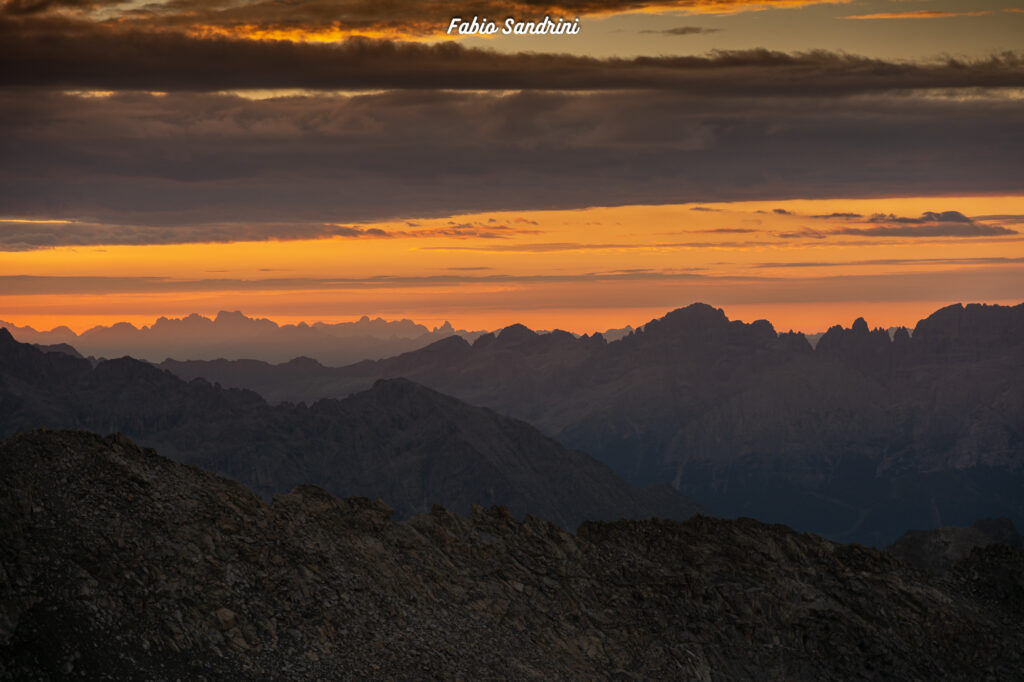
[2,84,1021,242]
[0,0,848,40]
[3,16,1024,92]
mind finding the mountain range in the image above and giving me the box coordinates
[1,311,638,365]
[3,429,1021,680]
[0,327,697,529]
[160,302,1024,546]
[0,311,485,365]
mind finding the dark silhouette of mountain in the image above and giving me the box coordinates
[3,430,1021,680]
[0,328,697,529]
[161,302,1024,546]
[30,342,84,358]
[0,311,487,364]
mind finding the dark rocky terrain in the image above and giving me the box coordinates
[161,302,1024,545]
[2,430,1022,680]
[0,328,697,529]
[887,517,1023,576]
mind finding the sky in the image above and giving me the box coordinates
[1,0,1022,335]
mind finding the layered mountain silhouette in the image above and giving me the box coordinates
[162,302,1024,545]
[3,430,1021,680]
[0,311,486,365]
[0,328,697,529]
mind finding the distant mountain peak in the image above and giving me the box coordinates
[497,323,537,343]
[656,303,730,330]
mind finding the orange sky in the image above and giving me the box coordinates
[3,195,1022,334]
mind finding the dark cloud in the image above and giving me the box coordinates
[0,215,534,251]
[973,214,1024,224]
[5,268,1022,311]
[772,208,791,215]
[811,212,863,219]
[0,1,881,37]
[836,212,1017,238]
[2,17,1023,93]
[836,224,1016,238]
[0,270,718,296]
[0,0,116,15]
[413,223,540,239]
[1,87,1022,236]
[0,220,377,251]
[869,210,972,224]
[640,26,721,35]
[777,228,827,240]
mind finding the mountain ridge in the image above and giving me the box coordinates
[158,301,1024,545]
[2,429,1021,680]
[0,311,487,365]
[0,328,698,529]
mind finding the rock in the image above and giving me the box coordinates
[1,429,1022,680]
[213,608,236,632]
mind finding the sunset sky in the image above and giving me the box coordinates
[2,0,1022,334]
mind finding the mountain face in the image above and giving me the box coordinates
[0,328,697,529]
[0,311,486,365]
[3,430,1022,681]
[162,302,1024,546]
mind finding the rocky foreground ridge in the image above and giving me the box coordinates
[3,430,1023,680]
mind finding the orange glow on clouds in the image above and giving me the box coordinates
[844,10,993,20]
[187,23,441,43]
[2,195,1022,335]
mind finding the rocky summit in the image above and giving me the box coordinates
[2,430,1022,680]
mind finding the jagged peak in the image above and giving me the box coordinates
[496,323,537,343]
[663,302,728,322]
[643,303,730,334]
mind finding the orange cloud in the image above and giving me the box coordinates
[6,0,854,43]
[844,10,992,20]
[187,23,440,44]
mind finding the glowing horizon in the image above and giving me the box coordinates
[4,0,1022,338]
[3,195,1022,337]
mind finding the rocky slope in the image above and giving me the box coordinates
[887,517,1023,576]
[160,302,1024,545]
[0,329,697,529]
[2,430,1022,680]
